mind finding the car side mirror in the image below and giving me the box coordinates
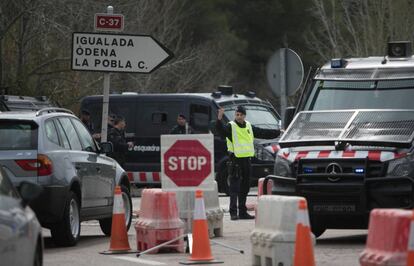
[99,142,113,153]
[284,106,296,129]
[19,181,42,207]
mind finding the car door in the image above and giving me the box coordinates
[70,118,115,208]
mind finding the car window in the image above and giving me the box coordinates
[0,120,38,150]
[70,118,97,152]
[45,119,60,146]
[55,119,71,149]
[58,117,82,151]
[0,168,19,198]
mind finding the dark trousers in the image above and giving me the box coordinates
[228,156,251,216]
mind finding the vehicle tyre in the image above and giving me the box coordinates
[216,163,229,195]
[311,222,326,238]
[51,191,81,246]
[99,185,133,236]
[33,240,43,266]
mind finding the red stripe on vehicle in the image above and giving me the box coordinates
[295,151,309,161]
[368,151,381,161]
[153,172,160,182]
[394,152,406,159]
[318,150,330,158]
[342,150,356,157]
[139,172,147,182]
[127,172,134,182]
[272,145,280,153]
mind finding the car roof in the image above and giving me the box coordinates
[316,56,414,80]
[0,108,75,121]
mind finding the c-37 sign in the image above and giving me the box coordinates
[71,32,173,73]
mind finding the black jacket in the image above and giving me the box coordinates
[108,127,129,165]
[170,124,194,134]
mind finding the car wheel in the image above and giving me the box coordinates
[99,185,132,236]
[310,220,326,238]
[33,241,43,266]
[51,191,81,246]
[216,163,229,195]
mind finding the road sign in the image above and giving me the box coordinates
[266,48,304,97]
[94,13,124,31]
[71,32,173,73]
[161,134,214,191]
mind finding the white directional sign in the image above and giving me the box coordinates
[71,32,173,73]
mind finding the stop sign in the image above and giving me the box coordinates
[163,140,211,186]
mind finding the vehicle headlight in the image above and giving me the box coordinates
[255,145,275,161]
[274,155,293,177]
[387,153,414,177]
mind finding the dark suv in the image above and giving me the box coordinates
[0,108,132,246]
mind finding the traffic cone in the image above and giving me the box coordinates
[180,190,223,265]
[293,199,315,266]
[407,210,414,265]
[100,186,132,254]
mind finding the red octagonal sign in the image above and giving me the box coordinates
[164,140,211,187]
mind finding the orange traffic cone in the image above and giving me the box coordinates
[100,186,132,255]
[180,190,223,265]
[293,199,315,266]
[407,210,414,265]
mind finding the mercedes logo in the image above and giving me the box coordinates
[326,162,342,182]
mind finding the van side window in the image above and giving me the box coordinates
[190,104,210,133]
[152,113,167,124]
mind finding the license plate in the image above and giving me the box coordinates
[312,204,356,213]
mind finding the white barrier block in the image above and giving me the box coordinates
[175,181,223,238]
[250,195,314,266]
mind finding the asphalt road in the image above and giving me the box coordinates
[43,190,367,266]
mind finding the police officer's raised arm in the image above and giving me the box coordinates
[215,107,232,139]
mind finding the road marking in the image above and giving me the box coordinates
[112,256,166,265]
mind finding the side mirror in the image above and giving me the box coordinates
[99,142,113,153]
[284,106,296,129]
[19,181,42,207]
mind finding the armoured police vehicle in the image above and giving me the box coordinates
[80,86,281,193]
[265,41,414,237]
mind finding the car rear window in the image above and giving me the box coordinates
[0,120,38,150]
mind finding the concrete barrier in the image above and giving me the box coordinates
[250,195,313,266]
[359,209,412,266]
[175,181,223,238]
[134,189,185,253]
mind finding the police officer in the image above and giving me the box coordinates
[108,116,133,167]
[170,114,193,134]
[216,105,279,220]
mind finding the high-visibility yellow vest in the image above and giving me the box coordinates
[226,121,255,158]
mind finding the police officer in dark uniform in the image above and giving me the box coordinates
[108,116,133,167]
[216,105,279,220]
[170,114,193,134]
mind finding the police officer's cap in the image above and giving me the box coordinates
[236,105,246,115]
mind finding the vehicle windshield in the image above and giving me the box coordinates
[223,105,280,130]
[304,79,414,111]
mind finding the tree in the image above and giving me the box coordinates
[306,0,414,63]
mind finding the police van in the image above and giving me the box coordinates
[80,86,281,193]
[265,41,414,237]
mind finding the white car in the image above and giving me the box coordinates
[0,166,43,266]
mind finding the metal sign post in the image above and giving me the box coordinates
[266,48,304,127]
